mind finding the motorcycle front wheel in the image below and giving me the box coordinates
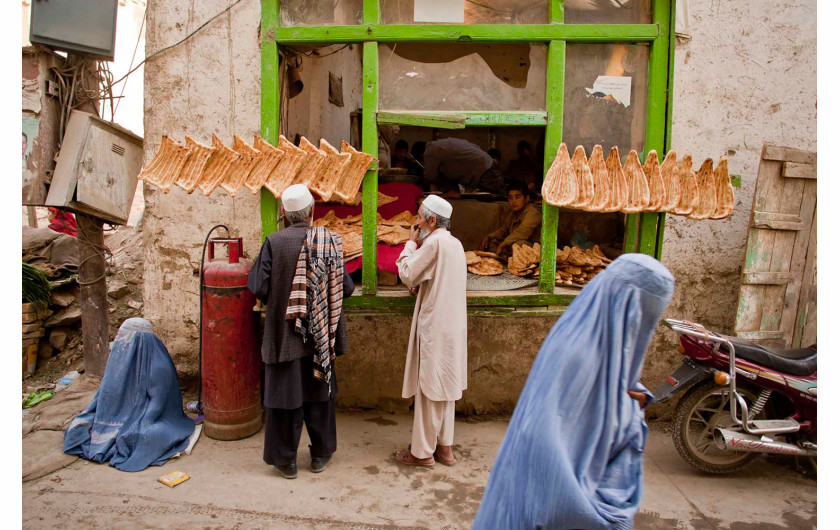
[671,380,765,474]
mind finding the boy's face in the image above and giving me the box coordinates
[395,147,408,161]
[508,189,528,212]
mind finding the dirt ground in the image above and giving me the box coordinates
[22,414,816,529]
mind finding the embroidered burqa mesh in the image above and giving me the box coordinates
[473,254,674,529]
[64,318,194,472]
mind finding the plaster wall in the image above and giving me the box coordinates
[142,0,817,414]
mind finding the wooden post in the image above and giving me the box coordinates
[77,213,109,376]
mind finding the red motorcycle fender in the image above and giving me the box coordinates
[652,359,712,403]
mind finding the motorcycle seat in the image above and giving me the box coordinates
[723,337,817,376]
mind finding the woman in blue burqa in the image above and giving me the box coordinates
[64,318,195,472]
[473,254,674,529]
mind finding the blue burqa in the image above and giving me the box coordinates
[64,318,194,472]
[473,254,674,529]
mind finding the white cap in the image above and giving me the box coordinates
[281,184,314,212]
[421,195,453,219]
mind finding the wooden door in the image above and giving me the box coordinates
[734,145,817,349]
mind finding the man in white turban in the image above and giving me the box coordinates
[395,195,468,467]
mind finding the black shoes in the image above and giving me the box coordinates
[275,462,298,479]
[310,455,332,473]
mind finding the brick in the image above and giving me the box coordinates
[21,338,39,347]
[22,312,38,324]
[22,323,41,334]
[22,328,46,340]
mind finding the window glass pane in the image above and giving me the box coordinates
[380,0,548,24]
[562,44,649,155]
[379,43,546,112]
[564,0,651,24]
[280,0,363,26]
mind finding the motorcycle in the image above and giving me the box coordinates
[652,319,816,474]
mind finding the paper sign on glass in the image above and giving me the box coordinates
[586,76,632,107]
[414,0,464,23]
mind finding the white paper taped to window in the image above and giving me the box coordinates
[586,76,632,107]
[414,0,464,23]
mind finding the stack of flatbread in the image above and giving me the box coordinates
[555,244,612,286]
[508,244,541,278]
[541,144,734,220]
[139,135,377,203]
[467,251,505,276]
[313,210,419,260]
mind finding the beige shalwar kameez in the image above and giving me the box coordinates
[397,228,468,459]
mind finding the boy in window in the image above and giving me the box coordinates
[481,181,542,258]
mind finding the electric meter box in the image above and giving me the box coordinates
[46,110,144,225]
[29,0,119,60]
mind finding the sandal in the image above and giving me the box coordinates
[433,450,457,467]
[395,449,434,467]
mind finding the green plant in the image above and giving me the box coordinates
[22,262,51,308]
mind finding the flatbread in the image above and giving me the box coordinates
[310,139,352,200]
[291,136,328,188]
[216,135,257,196]
[474,251,502,259]
[382,211,416,227]
[710,157,735,220]
[174,135,214,194]
[542,143,578,208]
[332,141,376,204]
[377,225,410,246]
[242,136,284,194]
[263,135,307,198]
[137,136,190,193]
[688,158,717,220]
[464,251,481,266]
[571,146,595,210]
[642,150,666,212]
[660,150,680,212]
[587,145,611,212]
[469,258,504,276]
[604,147,628,212]
[672,154,699,216]
[622,150,650,213]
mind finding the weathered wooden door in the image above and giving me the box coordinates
[734,145,817,349]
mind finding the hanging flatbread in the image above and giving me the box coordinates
[264,135,307,198]
[587,145,611,213]
[242,136,284,194]
[688,158,717,220]
[332,141,376,204]
[464,251,481,266]
[621,150,650,213]
[672,154,699,216]
[660,150,680,212]
[174,135,214,194]
[542,143,578,208]
[217,135,258,196]
[711,157,735,220]
[571,146,595,210]
[310,139,352,201]
[604,147,628,212]
[290,136,328,188]
[138,136,191,193]
[642,150,666,212]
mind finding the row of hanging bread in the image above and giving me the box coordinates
[137,134,376,204]
[542,144,735,220]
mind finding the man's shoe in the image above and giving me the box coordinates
[275,462,298,479]
[311,455,332,473]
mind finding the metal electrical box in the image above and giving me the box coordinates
[46,111,144,225]
[29,0,119,60]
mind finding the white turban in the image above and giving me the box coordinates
[281,184,314,212]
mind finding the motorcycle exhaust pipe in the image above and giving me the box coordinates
[714,429,816,457]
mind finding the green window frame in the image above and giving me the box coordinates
[260,0,676,307]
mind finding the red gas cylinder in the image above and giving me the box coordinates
[201,237,262,440]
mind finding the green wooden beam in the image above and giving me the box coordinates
[377,110,547,128]
[538,40,564,293]
[361,41,379,295]
[549,0,564,23]
[344,293,576,309]
[272,24,659,44]
[259,0,280,242]
[656,0,679,260]
[363,0,379,24]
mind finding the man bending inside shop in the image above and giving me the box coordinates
[481,181,542,258]
[247,184,355,479]
[414,138,506,198]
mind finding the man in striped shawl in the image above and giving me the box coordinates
[247,184,355,479]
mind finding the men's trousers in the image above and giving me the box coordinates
[263,398,336,466]
[410,390,455,459]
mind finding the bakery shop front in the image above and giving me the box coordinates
[255,0,687,412]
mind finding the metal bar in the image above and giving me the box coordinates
[377,110,548,128]
[259,0,280,242]
[538,40,564,293]
[272,24,659,44]
[361,41,379,295]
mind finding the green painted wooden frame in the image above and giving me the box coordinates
[260,0,676,305]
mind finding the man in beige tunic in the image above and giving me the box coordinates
[395,195,468,467]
